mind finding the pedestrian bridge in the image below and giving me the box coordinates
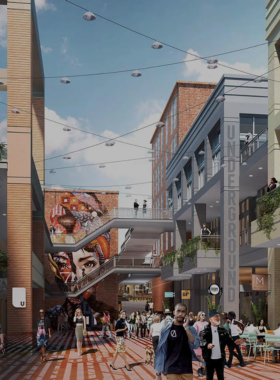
[49,255,161,297]
[45,207,174,253]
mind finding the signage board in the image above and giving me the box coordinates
[165,292,174,298]
[12,288,26,308]
[181,290,191,299]
[208,283,220,296]
[252,274,268,291]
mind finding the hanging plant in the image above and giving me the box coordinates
[205,295,221,312]
[256,187,280,239]
[0,250,9,271]
[177,253,184,269]
[162,250,178,267]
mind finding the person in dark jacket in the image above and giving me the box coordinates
[199,309,245,380]
[267,177,278,192]
[37,309,52,362]
[134,200,139,217]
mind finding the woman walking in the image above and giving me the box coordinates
[73,308,86,356]
[149,316,162,352]
[194,311,208,377]
[101,311,112,338]
[135,311,141,339]
[110,311,132,371]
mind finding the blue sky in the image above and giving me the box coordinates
[0,0,268,207]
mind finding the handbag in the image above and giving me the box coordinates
[82,318,87,337]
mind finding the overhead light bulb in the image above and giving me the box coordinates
[63,127,71,131]
[105,141,115,147]
[156,122,165,128]
[221,163,226,167]
[210,205,213,208]
[125,186,132,189]
[60,77,70,84]
[131,70,141,77]
[249,174,253,177]
[83,11,96,21]
[198,150,205,155]
[207,64,218,69]
[187,202,191,205]
[242,162,247,166]
[11,108,20,114]
[183,155,189,160]
[173,178,179,182]
[254,77,262,83]
[258,167,263,170]
[99,165,106,168]
[49,169,56,174]
[63,156,71,159]
[152,41,163,49]
[207,57,218,64]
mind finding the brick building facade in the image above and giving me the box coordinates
[150,81,216,311]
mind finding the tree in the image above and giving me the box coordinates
[205,295,221,312]
[0,250,9,271]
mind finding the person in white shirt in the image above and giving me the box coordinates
[226,311,245,368]
[160,309,173,329]
[149,316,162,352]
[245,321,258,334]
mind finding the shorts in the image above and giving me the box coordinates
[116,336,126,352]
[37,336,48,347]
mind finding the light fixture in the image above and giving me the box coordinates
[99,165,106,168]
[60,77,70,84]
[152,41,163,49]
[277,244,280,246]
[207,64,218,69]
[11,108,20,114]
[183,155,189,160]
[156,122,165,128]
[249,174,253,177]
[101,192,106,194]
[63,156,71,159]
[210,205,213,208]
[168,198,172,201]
[187,202,191,205]
[254,77,263,83]
[83,11,96,21]
[198,150,205,155]
[125,186,132,189]
[221,163,226,167]
[3,214,6,216]
[0,80,4,85]
[63,127,71,132]
[173,178,179,182]
[216,201,219,203]
[258,167,263,170]
[188,222,191,225]
[207,57,218,64]
[49,169,56,174]
[105,141,115,147]
[216,95,225,103]
[241,162,247,166]
[131,70,141,77]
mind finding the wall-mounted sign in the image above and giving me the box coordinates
[165,292,175,298]
[12,288,26,308]
[181,290,191,299]
[208,283,220,296]
[252,274,268,291]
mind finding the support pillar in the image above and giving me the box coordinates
[220,121,240,316]
[192,203,206,237]
[181,169,187,207]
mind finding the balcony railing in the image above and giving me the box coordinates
[50,255,159,296]
[50,207,173,244]
[240,126,268,164]
[0,143,7,162]
[239,228,251,246]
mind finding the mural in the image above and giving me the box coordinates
[47,192,116,329]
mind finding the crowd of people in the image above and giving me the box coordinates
[23,305,280,380]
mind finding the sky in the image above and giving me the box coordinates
[0,0,268,246]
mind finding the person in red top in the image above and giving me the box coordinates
[101,311,112,338]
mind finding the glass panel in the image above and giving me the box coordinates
[254,116,268,134]
[171,103,174,133]
[166,114,169,143]
[174,96,177,129]
[166,150,169,166]
[240,115,253,134]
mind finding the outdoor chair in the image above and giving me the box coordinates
[263,334,280,364]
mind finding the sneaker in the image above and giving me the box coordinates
[224,365,229,368]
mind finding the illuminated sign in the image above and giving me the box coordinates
[252,274,268,291]
[181,290,191,299]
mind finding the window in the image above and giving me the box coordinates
[240,114,268,148]
[171,232,174,247]
[161,234,163,251]
[161,128,163,152]
[171,103,174,133]
[187,182,192,200]
[161,158,163,186]
[161,191,163,209]
[185,162,192,200]
[153,173,155,196]
[212,151,220,176]
[166,150,169,166]
[166,232,168,250]
[166,115,169,143]
[174,96,177,129]
[166,191,169,208]
[174,134,177,152]
[171,139,174,157]
[198,167,205,190]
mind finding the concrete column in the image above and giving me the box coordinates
[7,0,33,334]
[181,169,187,206]
[206,137,212,182]
[192,203,206,237]
[220,121,240,316]
[267,31,280,329]
[174,220,186,250]
[172,181,178,214]
[191,275,200,313]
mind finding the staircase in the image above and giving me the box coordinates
[50,255,161,298]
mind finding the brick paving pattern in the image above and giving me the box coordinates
[0,331,279,380]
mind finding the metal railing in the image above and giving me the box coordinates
[240,126,268,164]
[50,207,173,244]
[51,256,159,295]
[199,235,220,251]
[0,143,7,162]
[239,228,251,246]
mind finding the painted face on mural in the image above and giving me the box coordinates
[48,192,111,288]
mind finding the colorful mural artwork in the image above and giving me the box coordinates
[47,192,116,328]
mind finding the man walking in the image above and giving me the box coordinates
[134,199,139,217]
[199,309,245,380]
[154,303,199,379]
[37,309,52,362]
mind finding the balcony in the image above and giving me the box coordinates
[161,236,220,280]
[240,126,267,164]
[251,188,280,248]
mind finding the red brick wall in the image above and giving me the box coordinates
[96,273,118,312]
[152,277,174,312]
[32,288,45,329]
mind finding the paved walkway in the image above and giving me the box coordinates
[0,331,279,380]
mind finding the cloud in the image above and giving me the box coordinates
[41,45,53,53]
[61,37,68,54]
[184,49,267,82]
[35,0,56,11]
[0,6,7,48]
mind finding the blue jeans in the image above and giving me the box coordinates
[102,324,111,337]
